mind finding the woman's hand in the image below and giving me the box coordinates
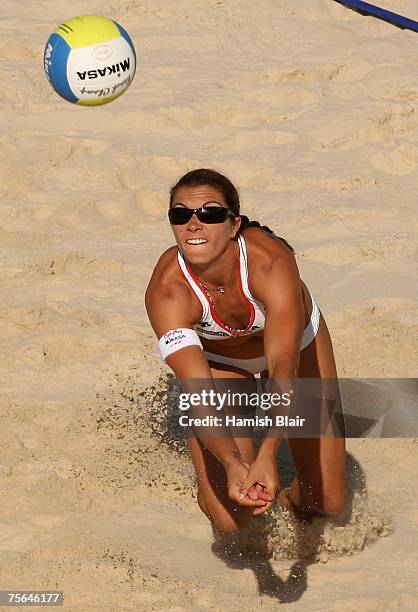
[224,457,268,509]
[238,455,279,515]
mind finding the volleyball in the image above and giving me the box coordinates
[43,15,136,106]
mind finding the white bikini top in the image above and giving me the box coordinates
[177,234,266,340]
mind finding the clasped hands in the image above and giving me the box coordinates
[225,453,279,515]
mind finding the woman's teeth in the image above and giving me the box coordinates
[186,239,207,245]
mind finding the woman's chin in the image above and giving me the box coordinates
[183,244,212,262]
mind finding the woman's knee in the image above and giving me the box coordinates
[197,490,251,533]
[197,489,211,519]
[213,510,251,534]
[296,480,346,516]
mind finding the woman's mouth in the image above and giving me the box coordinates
[185,239,208,245]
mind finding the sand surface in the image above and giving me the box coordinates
[0,0,417,609]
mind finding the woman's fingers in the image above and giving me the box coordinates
[252,485,276,514]
[233,487,266,506]
[229,484,266,506]
[252,500,274,515]
[232,488,266,506]
[242,474,272,497]
[247,483,273,502]
[236,496,267,507]
[258,488,274,502]
[238,483,274,507]
[226,460,276,508]
[247,484,261,500]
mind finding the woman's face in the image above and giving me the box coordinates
[170,185,241,266]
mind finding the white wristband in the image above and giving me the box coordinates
[158,328,203,361]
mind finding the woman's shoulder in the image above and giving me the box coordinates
[153,244,178,267]
[240,226,294,268]
[146,246,192,306]
[147,245,180,287]
[240,226,300,304]
[145,246,201,330]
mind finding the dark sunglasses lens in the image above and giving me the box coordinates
[168,208,193,224]
[168,207,232,225]
[197,207,230,223]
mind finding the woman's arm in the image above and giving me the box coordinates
[146,277,268,508]
[145,278,244,468]
[257,246,305,456]
[239,244,305,512]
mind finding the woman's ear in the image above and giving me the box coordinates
[231,216,241,238]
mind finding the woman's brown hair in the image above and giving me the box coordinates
[169,168,294,252]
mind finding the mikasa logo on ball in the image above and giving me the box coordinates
[76,58,131,80]
[92,45,113,60]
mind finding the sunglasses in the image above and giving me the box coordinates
[168,205,236,225]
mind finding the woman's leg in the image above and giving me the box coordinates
[285,317,347,516]
[188,364,257,533]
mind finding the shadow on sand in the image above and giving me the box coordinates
[211,444,366,603]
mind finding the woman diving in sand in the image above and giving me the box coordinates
[146,168,346,533]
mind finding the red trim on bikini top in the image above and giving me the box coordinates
[182,254,255,335]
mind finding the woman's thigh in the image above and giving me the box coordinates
[287,316,346,514]
[188,363,257,532]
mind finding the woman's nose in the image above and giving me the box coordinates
[187,213,202,229]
